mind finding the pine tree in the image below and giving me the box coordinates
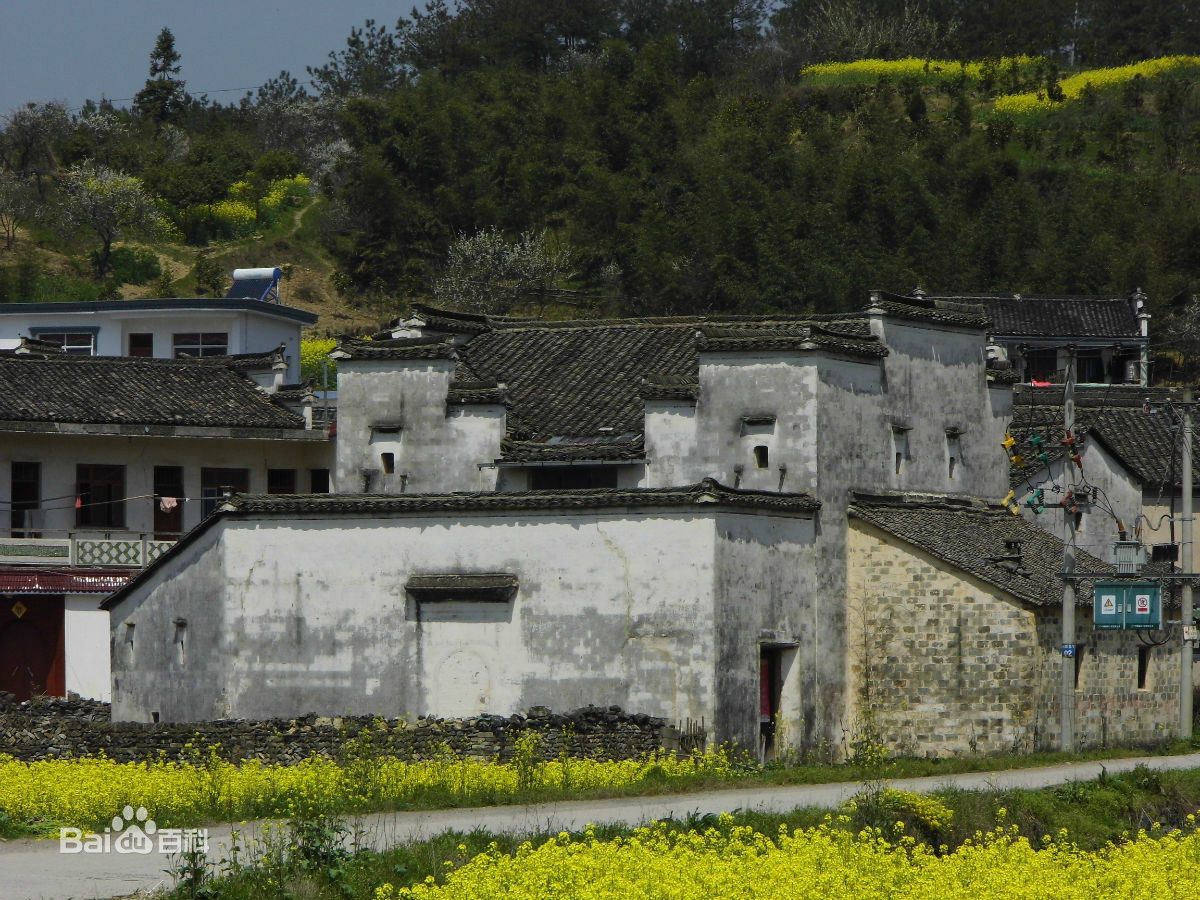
[134,28,189,125]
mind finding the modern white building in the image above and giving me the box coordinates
[0,344,333,702]
[0,296,316,382]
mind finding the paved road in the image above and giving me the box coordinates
[5,750,1200,900]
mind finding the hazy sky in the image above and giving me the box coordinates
[2,1,407,115]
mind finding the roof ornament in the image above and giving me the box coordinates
[910,285,927,299]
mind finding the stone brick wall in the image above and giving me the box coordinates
[0,694,685,764]
[1034,612,1179,750]
[846,522,1178,756]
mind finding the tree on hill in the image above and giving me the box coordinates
[134,28,190,125]
[0,102,71,198]
[56,162,174,278]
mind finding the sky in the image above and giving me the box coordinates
[2,1,409,115]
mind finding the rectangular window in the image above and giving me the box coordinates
[173,332,228,358]
[310,469,330,493]
[1137,646,1151,690]
[1077,352,1104,384]
[35,331,95,355]
[200,467,249,517]
[11,461,40,537]
[267,468,296,494]
[1024,349,1058,383]
[128,333,154,357]
[529,466,619,490]
[153,466,184,539]
[76,464,125,528]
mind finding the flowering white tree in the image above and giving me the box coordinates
[434,227,575,315]
[56,162,174,278]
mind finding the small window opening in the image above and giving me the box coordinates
[124,622,135,661]
[381,452,395,474]
[948,456,957,478]
[1137,646,1151,689]
[1074,645,1086,688]
[946,432,962,480]
[754,445,769,469]
[892,427,909,476]
[173,618,186,666]
[151,711,160,724]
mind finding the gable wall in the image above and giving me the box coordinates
[335,359,503,493]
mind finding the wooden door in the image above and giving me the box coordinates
[0,596,64,700]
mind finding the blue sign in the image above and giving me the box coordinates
[1062,644,1076,658]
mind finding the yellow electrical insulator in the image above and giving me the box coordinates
[1001,434,1016,450]
[1008,502,1022,515]
[1001,490,1015,507]
[1010,453,1025,467]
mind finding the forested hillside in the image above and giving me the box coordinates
[4,0,1200,334]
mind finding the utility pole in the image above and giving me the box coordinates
[1181,389,1193,739]
[1061,353,1076,752]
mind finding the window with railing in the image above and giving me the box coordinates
[76,464,125,528]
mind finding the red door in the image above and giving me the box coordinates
[0,596,64,700]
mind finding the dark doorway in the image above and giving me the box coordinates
[153,466,185,539]
[760,646,783,760]
[0,596,64,700]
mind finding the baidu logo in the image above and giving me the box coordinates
[59,805,208,855]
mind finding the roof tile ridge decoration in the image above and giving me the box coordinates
[696,323,889,359]
[331,336,458,362]
[500,435,646,461]
[865,290,992,329]
[447,377,507,406]
[640,373,700,402]
[221,478,821,516]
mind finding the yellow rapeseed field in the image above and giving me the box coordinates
[380,816,1200,900]
[0,746,736,832]
[993,55,1200,116]
[802,56,1041,86]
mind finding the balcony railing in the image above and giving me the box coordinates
[0,533,176,568]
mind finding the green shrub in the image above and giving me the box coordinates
[107,247,162,285]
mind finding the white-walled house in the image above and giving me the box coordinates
[103,291,1189,755]
[0,296,316,382]
[0,345,333,702]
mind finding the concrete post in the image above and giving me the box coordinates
[1061,353,1076,751]
[1181,389,1193,739]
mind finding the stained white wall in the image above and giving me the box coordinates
[63,595,110,700]
[108,505,817,746]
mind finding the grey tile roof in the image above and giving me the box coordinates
[925,292,1142,338]
[187,345,286,372]
[849,491,1113,607]
[366,297,982,462]
[0,355,305,430]
[1008,386,1197,489]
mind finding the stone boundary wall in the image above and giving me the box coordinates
[0,694,687,764]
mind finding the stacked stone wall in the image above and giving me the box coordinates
[0,694,685,764]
